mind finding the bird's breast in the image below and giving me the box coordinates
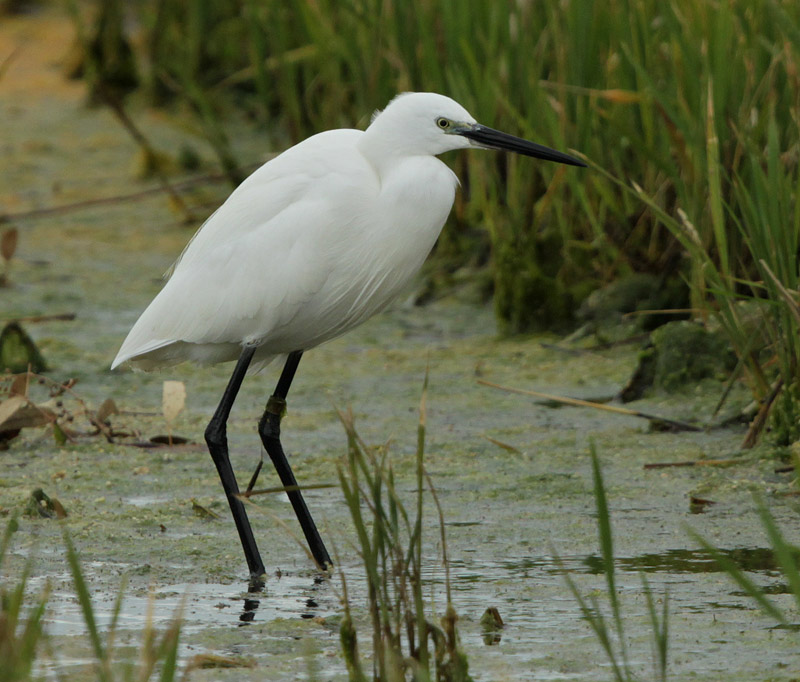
[262,155,458,351]
[339,156,456,309]
[375,155,457,244]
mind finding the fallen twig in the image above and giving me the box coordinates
[741,377,783,449]
[644,459,742,469]
[621,308,699,319]
[0,313,76,324]
[541,333,649,355]
[0,164,262,224]
[583,333,651,351]
[0,45,22,82]
[241,482,337,497]
[477,378,702,432]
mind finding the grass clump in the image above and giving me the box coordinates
[0,518,49,682]
[0,517,183,682]
[560,445,669,682]
[333,375,472,681]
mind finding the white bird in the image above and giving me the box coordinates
[113,92,585,582]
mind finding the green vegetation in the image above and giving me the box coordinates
[690,496,800,629]
[560,446,669,682]
[333,380,471,681]
[0,519,183,682]
[0,518,49,682]
[565,446,800,681]
[68,0,800,438]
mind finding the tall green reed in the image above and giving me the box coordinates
[72,1,800,346]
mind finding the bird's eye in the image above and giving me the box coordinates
[436,117,450,130]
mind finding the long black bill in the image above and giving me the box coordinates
[459,124,586,167]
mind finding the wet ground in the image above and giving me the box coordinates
[2,9,800,681]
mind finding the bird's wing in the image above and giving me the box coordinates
[112,130,379,368]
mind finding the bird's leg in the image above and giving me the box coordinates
[257,351,333,570]
[205,344,266,586]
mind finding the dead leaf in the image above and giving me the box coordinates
[51,497,68,519]
[25,488,67,519]
[0,396,54,433]
[95,397,119,423]
[0,322,47,373]
[9,372,30,397]
[185,653,255,670]
[484,435,521,454]
[480,606,505,630]
[480,606,504,646]
[149,434,190,445]
[53,421,67,446]
[1,227,17,262]
[191,498,220,520]
[162,380,185,425]
[689,496,717,514]
[0,396,25,428]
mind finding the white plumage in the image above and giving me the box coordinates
[112,93,471,372]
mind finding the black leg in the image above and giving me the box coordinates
[205,344,266,583]
[257,351,333,570]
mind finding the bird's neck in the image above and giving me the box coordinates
[357,128,423,179]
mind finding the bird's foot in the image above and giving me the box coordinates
[247,572,266,593]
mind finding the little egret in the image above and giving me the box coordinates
[112,92,585,581]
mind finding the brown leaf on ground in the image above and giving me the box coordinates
[95,397,119,423]
[1,227,17,262]
[0,395,55,433]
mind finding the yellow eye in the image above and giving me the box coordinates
[436,117,450,129]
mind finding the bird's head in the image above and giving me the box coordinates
[365,92,585,167]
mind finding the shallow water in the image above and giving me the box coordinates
[2,8,800,681]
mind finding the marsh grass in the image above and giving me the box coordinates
[690,496,800,628]
[599,112,800,444]
[0,518,49,682]
[333,374,471,681]
[560,445,669,682]
[0,518,183,682]
[61,527,184,682]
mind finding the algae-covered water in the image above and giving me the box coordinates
[2,9,800,681]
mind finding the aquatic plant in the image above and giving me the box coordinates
[0,518,49,682]
[560,445,669,682]
[690,495,800,628]
[0,517,184,682]
[334,375,472,681]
